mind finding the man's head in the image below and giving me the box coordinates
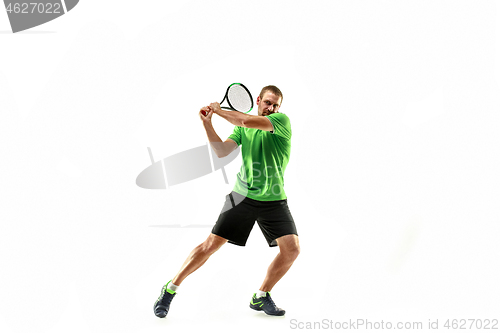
[257,85,283,116]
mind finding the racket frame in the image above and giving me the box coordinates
[220,83,253,113]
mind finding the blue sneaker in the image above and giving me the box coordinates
[249,292,285,316]
[154,282,176,318]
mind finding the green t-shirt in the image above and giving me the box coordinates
[228,113,292,201]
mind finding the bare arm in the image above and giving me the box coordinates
[200,107,238,158]
[210,102,273,131]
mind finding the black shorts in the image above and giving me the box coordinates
[212,191,298,247]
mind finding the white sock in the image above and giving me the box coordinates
[256,290,267,298]
[167,281,179,292]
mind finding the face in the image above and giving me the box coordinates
[257,91,282,116]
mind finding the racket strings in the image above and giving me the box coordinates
[227,85,252,112]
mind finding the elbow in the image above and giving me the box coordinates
[215,151,228,158]
[210,142,232,158]
[214,146,230,158]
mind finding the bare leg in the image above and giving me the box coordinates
[259,234,300,292]
[172,233,227,286]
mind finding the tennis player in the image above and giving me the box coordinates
[154,85,299,318]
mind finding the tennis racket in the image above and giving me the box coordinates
[201,83,253,116]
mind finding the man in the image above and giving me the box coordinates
[154,85,299,318]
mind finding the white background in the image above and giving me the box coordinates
[1,1,499,332]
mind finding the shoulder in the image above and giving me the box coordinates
[267,113,290,122]
[266,113,291,128]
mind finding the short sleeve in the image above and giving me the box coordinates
[266,113,291,141]
[228,126,242,146]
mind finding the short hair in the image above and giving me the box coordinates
[259,85,283,105]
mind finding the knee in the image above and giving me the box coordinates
[292,245,300,260]
[196,237,224,256]
[282,245,300,262]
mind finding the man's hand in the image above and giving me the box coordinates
[209,102,222,115]
[199,106,214,122]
